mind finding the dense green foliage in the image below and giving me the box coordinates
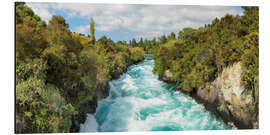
[16,59,75,133]
[15,2,145,133]
[153,7,259,100]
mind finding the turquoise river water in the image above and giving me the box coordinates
[80,60,234,132]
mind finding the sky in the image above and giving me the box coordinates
[26,3,244,42]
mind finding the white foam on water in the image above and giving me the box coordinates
[126,108,184,131]
[121,74,138,91]
[108,82,122,98]
[144,91,152,97]
[80,60,232,132]
[80,114,98,132]
[143,77,162,87]
[115,96,168,114]
[228,122,237,129]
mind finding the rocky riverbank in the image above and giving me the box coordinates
[70,83,109,132]
[161,62,258,129]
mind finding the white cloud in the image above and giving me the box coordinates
[26,3,242,39]
[74,25,89,35]
[26,3,52,23]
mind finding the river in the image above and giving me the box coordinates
[80,60,234,132]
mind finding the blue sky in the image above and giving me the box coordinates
[27,3,243,42]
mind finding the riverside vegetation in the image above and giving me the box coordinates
[153,7,258,96]
[15,2,259,133]
[152,7,259,128]
[15,2,145,133]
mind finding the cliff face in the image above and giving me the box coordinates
[162,62,258,129]
[196,62,258,129]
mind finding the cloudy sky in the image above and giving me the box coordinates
[26,3,243,42]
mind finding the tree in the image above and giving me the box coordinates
[89,18,95,44]
[15,2,34,24]
[168,32,176,40]
[158,35,167,44]
[151,37,157,46]
[131,38,137,47]
[117,40,127,45]
[138,37,144,47]
[97,36,109,45]
[16,3,47,63]
[178,28,197,40]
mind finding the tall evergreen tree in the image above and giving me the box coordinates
[158,35,167,44]
[89,18,95,44]
[138,37,144,47]
[168,32,176,40]
[131,38,137,47]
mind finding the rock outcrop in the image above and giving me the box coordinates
[161,70,174,83]
[196,62,258,129]
[162,62,258,129]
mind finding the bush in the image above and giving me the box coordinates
[241,32,259,102]
[16,59,75,133]
[130,47,145,62]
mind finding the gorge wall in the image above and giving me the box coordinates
[162,62,258,129]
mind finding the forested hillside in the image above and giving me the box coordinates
[15,2,144,133]
[148,7,259,128]
[152,7,258,101]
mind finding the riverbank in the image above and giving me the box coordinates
[160,62,258,129]
[70,59,144,132]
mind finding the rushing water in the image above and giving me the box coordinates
[80,60,234,132]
